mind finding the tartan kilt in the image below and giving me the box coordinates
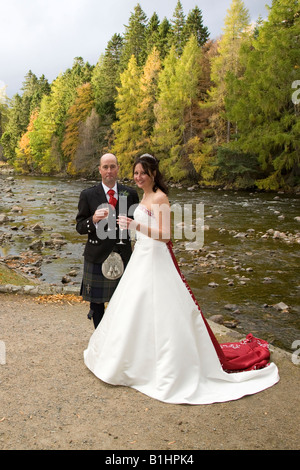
[80,259,120,303]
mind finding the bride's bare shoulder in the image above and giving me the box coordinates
[153,190,170,206]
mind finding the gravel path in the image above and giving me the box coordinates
[0,293,299,450]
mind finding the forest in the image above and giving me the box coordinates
[0,0,299,191]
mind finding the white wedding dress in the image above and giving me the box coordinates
[84,205,279,404]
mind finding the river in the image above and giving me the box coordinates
[0,174,299,352]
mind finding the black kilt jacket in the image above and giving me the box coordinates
[76,182,139,266]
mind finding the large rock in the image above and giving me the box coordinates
[0,214,9,224]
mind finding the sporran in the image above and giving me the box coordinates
[102,252,124,280]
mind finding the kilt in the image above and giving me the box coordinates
[80,259,120,303]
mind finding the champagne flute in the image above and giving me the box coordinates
[101,203,111,231]
[96,203,112,241]
[117,213,127,245]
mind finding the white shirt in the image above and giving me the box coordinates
[102,182,118,203]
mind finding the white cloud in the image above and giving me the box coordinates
[0,0,272,98]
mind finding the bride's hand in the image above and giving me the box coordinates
[117,215,137,230]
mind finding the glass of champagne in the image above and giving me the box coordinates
[101,203,111,231]
[96,203,111,241]
[117,213,127,244]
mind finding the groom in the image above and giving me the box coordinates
[76,153,139,328]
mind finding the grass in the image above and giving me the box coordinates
[0,262,35,286]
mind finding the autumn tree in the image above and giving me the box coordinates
[71,108,101,176]
[208,0,251,144]
[62,82,95,174]
[112,55,142,177]
[28,58,93,173]
[152,36,202,179]
[28,94,59,173]
[136,47,161,153]
[14,109,39,173]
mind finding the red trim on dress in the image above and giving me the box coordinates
[166,241,271,372]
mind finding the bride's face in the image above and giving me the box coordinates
[134,163,153,191]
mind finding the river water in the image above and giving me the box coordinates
[0,175,299,352]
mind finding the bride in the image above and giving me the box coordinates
[84,154,279,405]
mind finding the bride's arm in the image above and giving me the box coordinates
[119,197,171,243]
[150,201,171,243]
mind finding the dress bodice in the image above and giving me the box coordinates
[133,204,158,242]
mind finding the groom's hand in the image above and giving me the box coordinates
[93,208,109,224]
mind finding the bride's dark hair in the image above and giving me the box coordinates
[133,154,168,195]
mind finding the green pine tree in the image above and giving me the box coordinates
[157,17,172,60]
[169,0,186,55]
[226,0,300,189]
[145,12,160,56]
[184,6,209,47]
[120,3,148,69]
[92,34,123,120]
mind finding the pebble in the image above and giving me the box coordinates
[273,302,289,311]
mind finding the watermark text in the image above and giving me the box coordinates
[0,340,6,365]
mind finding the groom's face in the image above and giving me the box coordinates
[99,154,119,187]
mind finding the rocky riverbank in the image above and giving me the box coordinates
[1,173,299,351]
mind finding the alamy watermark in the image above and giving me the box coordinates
[292,80,300,105]
[96,199,205,248]
[0,340,6,365]
[291,340,300,365]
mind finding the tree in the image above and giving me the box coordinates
[112,55,142,177]
[21,71,51,120]
[71,108,101,176]
[208,0,251,144]
[92,34,123,120]
[120,3,148,69]
[151,46,179,170]
[225,0,300,189]
[157,17,172,60]
[0,94,27,163]
[136,47,161,153]
[152,36,202,179]
[145,12,160,55]
[0,85,9,161]
[187,40,220,185]
[28,94,58,173]
[169,0,186,55]
[14,109,39,173]
[62,83,95,174]
[184,6,209,47]
[28,57,93,173]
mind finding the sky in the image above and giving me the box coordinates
[0,0,272,99]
